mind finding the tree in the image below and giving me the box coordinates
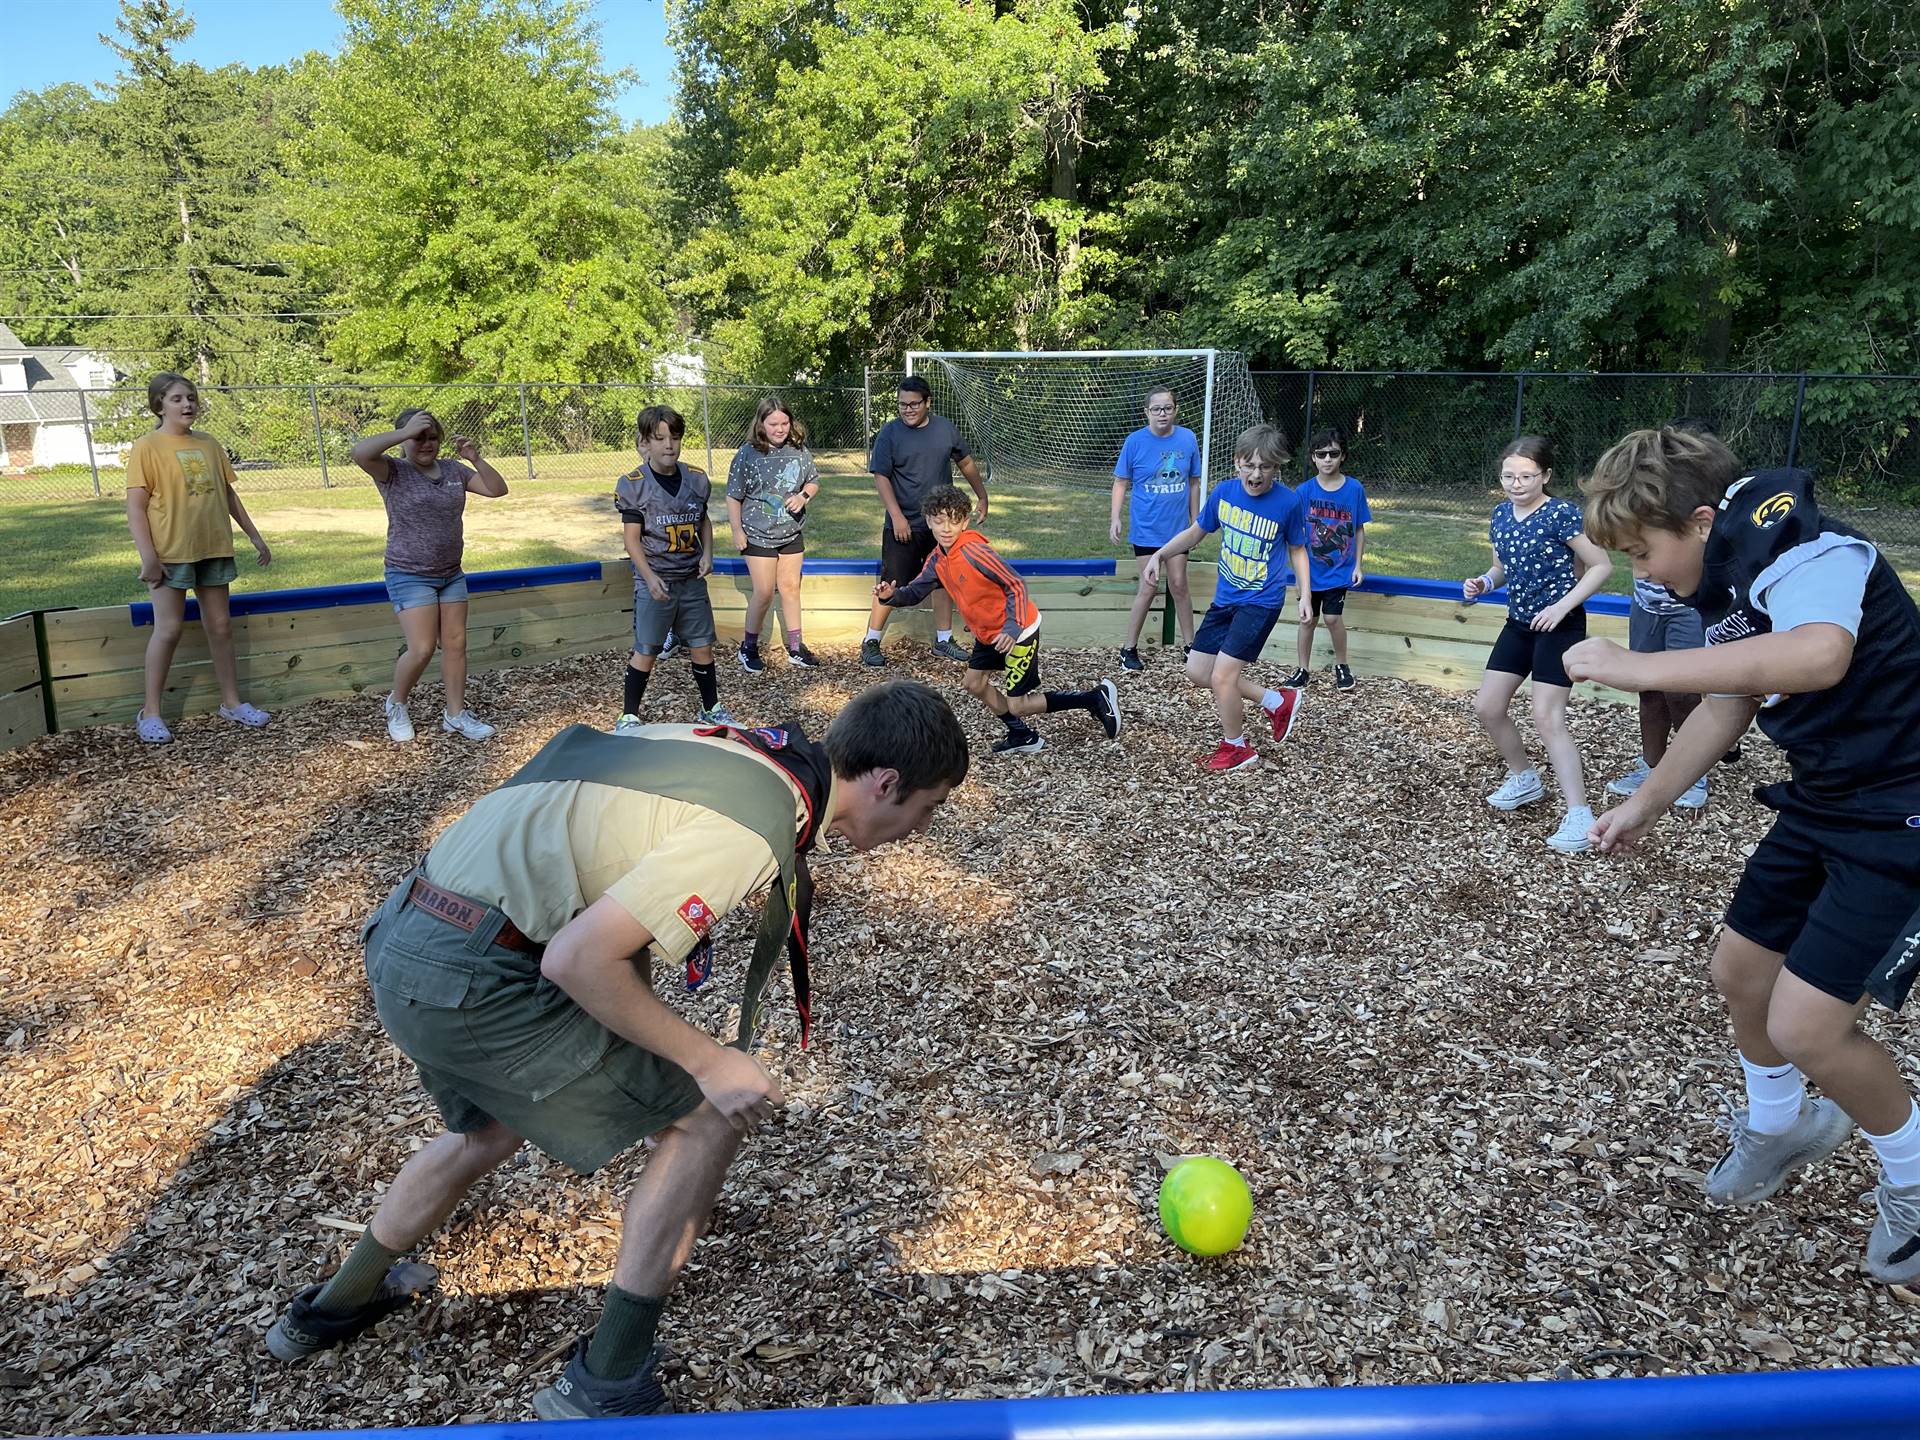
[288,0,673,382]
[671,0,1125,379]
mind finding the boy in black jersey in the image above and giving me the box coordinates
[1568,426,1920,1284]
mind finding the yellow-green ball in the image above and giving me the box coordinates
[1158,1156,1253,1256]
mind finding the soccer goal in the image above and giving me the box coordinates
[903,349,1265,492]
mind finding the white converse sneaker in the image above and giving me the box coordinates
[385,695,415,743]
[1485,769,1544,810]
[1546,806,1595,853]
[442,709,495,741]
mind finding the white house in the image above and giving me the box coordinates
[0,323,124,473]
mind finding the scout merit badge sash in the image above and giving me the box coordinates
[498,723,830,1047]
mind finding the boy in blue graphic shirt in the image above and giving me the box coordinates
[1110,385,1203,669]
[1283,426,1371,693]
[1570,425,1920,1284]
[1143,423,1309,772]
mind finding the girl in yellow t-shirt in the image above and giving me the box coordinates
[125,372,274,743]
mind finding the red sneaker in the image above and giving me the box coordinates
[1266,687,1302,741]
[1202,739,1261,772]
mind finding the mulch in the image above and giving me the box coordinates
[2,646,1915,1434]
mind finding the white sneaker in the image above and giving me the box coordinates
[1674,775,1708,810]
[613,712,644,736]
[1547,806,1595,853]
[385,695,415,743]
[442,709,495,741]
[1606,757,1650,797]
[1486,769,1544,810]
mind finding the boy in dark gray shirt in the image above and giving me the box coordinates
[615,405,730,729]
[861,376,991,667]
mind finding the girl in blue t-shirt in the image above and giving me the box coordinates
[1284,426,1371,692]
[1460,436,1613,852]
[1109,386,1202,669]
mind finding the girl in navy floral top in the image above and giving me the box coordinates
[1461,436,1613,852]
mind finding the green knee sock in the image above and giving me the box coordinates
[586,1283,665,1379]
[313,1231,404,1316]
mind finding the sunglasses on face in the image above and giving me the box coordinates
[1313,449,1342,459]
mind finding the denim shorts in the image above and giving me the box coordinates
[386,567,469,612]
[361,875,705,1173]
[155,556,238,591]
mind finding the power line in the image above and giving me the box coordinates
[3,309,348,321]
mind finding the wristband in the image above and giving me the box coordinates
[1479,571,1497,590]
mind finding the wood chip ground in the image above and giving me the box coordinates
[2,648,1915,1432]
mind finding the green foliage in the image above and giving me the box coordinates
[285,0,673,382]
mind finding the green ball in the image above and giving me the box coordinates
[1158,1156,1253,1256]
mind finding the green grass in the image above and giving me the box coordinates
[7,464,1915,616]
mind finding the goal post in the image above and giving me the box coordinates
[902,349,1265,498]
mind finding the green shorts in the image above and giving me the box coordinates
[156,556,238,590]
[360,876,705,1173]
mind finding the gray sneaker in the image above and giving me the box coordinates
[931,637,971,663]
[264,1262,438,1362]
[860,638,886,668]
[1704,1095,1853,1206]
[1867,1180,1920,1284]
[532,1338,674,1419]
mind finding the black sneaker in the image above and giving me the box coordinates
[738,640,764,674]
[860,638,886,668]
[1334,664,1356,691]
[1090,679,1123,740]
[532,1337,674,1420]
[992,730,1046,755]
[1280,667,1309,688]
[786,642,819,669]
[1119,647,1143,673]
[264,1262,439,1361]
[1721,745,1743,765]
[658,632,680,661]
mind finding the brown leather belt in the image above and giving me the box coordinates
[406,875,542,955]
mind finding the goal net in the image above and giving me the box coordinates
[904,350,1266,493]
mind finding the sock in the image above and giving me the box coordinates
[743,630,759,649]
[865,627,883,643]
[692,660,719,710]
[785,627,802,649]
[1002,712,1035,736]
[623,662,649,716]
[585,1283,666,1380]
[936,629,953,644]
[1864,1102,1920,1188]
[1740,1051,1807,1135]
[1042,690,1094,714]
[1262,689,1284,712]
[313,1231,404,1317]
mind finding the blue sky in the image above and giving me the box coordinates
[6,0,676,126]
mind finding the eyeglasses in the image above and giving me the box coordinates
[897,398,927,409]
[1147,405,1176,414]
[1312,449,1342,459]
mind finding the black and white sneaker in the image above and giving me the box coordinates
[658,632,680,661]
[532,1337,674,1419]
[992,730,1046,755]
[1091,679,1122,740]
[738,640,765,674]
[264,1263,439,1362]
[1334,664,1356,691]
[1280,667,1309,688]
[1119,647,1143,673]
[786,642,819,668]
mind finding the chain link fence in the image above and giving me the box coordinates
[3,369,1916,548]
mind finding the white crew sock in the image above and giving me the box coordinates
[1740,1051,1807,1135]
[1261,689,1283,712]
[865,628,883,643]
[1863,1101,1920,1188]
[936,629,952,644]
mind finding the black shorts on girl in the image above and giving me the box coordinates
[1193,601,1281,663]
[1484,610,1587,688]
[742,537,805,558]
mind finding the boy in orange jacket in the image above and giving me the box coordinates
[876,486,1122,754]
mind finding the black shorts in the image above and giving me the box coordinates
[1192,601,1282,663]
[969,628,1042,696]
[741,537,805,558]
[879,524,937,585]
[1311,587,1348,616]
[1485,612,1587,688]
[1724,788,1920,1010]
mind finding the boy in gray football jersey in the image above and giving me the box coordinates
[615,406,731,729]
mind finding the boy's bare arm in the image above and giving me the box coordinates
[1567,624,1854,698]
